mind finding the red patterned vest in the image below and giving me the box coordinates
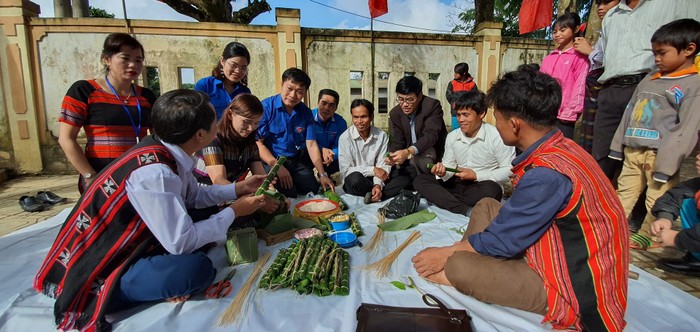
[34,135,177,332]
[511,131,628,331]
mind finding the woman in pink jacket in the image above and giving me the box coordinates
[540,12,590,139]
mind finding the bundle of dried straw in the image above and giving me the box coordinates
[362,230,421,278]
[362,211,386,255]
[216,252,272,327]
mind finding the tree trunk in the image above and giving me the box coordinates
[557,0,577,14]
[158,0,270,24]
[54,0,72,18]
[474,0,494,27]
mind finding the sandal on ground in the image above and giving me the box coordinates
[19,196,47,212]
[36,191,67,205]
[629,233,661,250]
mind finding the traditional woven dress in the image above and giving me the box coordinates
[34,136,176,332]
[511,131,629,331]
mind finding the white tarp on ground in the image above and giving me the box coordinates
[1,193,699,331]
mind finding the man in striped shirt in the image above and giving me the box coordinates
[413,66,629,331]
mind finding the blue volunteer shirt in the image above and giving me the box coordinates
[194,76,251,119]
[311,108,347,161]
[257,94,316,158]
[468,129,573,258]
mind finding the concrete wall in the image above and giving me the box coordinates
[305,29,478,130]
[1,2,553,174]
[501,37,552,74]
[38,33,276,136]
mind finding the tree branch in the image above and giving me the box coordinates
[157,0,210,22]
[231,0,271,24]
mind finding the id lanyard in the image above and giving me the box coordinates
[105,76,142,142]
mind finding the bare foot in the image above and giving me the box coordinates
[166,295,190,303]
[425,270,450,286]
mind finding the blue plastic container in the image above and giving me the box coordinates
[329,231,357,248]
[329,218,350,231]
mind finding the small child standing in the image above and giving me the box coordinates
[609,18,700,250]
[445,62,477,131]
[540,12,590,139]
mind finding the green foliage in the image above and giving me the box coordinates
[146,67,161,97]
[181,83,195,90]
[89,6,115,18]
[451,0,591,38]
[390,281,407,290]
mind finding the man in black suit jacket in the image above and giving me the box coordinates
[383,76,448,197]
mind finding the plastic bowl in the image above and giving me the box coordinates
[329,231,357,248]
[330,219,350,231]
[293,199,341,223]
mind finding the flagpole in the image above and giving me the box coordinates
[370,18,376,105]
[121,0,131,33]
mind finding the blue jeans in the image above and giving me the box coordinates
[680,198,700,261]
[110,252,216,311]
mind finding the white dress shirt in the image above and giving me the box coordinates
[440,123,515,183]
[126,141,238,255]
[338,126,391,188]
[598,0,700,82]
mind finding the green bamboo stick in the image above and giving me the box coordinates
[255,156,287,195]
[426,162,459,173]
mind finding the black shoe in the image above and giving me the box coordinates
[36,191,67,205]
[628,219,643,234]
[19,196,47,212]
[364,192,372,204]
[657,254,700,277]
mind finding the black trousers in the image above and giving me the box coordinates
[264,151,319,198]
[556,120,576,140]
[325,159,339,176]
[342,171,402,200]
[592,83,637,180]
[414,174,503,215]
[381,165,419,199]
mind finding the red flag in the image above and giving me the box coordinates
[518,0,553,35]
[369,0,388,19]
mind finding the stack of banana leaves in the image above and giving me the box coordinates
[323,189,348,210]
[259,237,350,296]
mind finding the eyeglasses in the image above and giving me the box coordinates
[396,96,418,105]
[225,61,248,73]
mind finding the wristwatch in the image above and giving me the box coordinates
[83,172,93,179]
[319,172,329,178]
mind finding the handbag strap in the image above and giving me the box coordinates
[422,293,469,325]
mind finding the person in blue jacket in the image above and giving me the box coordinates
[256,68,335,197]
[311,89,347,177]
[195,42,251,119]
[651,153,700,276]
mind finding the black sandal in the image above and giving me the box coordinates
[36,191,67,205]
[19,196,47,212]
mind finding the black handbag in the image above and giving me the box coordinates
[356,294,473,332]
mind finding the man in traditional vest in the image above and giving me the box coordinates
[412,65,629,331]
[34,90,269,332]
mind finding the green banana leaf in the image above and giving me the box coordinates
[377,209,437,231]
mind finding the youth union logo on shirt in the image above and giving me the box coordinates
[296,126,305,134]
